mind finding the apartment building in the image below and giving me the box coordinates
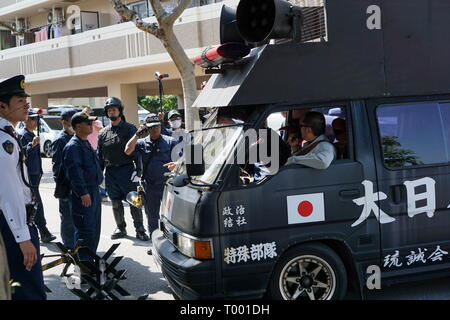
[0,0,236,124]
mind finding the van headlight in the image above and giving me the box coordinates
[175,233,213,260]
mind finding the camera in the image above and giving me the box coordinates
[154,72,169,81]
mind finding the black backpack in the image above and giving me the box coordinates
[54,165,71,199]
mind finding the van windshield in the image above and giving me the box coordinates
[192,126,243,184]
[176,107,254,184]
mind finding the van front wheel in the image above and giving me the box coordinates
[268,243,347,300]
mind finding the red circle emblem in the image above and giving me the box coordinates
[298,201,313,217]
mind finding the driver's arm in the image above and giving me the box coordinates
[287,143,336,170]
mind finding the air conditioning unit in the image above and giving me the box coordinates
[47,7,65,24]
[14,18,27,33]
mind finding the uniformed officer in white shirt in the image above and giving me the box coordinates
[286,111,336,169]
[0,75,46,300]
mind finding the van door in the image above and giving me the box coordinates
[368,98,450,275]
[217,103,380,297]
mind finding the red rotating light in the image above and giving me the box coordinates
[193,43,251,68]
[32,107,45,115]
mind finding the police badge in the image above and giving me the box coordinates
[2,140,14,155]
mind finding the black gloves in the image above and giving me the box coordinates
[136,125,147,137]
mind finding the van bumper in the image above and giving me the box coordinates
[152,229,219,299]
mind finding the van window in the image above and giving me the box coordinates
[39,119,50,133]
[43,117,63,131]
[239,106,349,185]
[274,106,349,160]
[376,102,450,168]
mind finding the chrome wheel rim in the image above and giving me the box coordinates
[44,141,52,157]
[279,255,336,300]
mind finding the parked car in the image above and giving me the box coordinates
[138,108,150,125]
[47,105,79,115]
[16,116,61,158]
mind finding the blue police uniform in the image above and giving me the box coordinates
[0,75,46,300]
[135,134,177,235]
[52,127,76,249]
[98,120,146,236]
[17,125,49,236]
[161,125,172,137]
[63,134,103,261]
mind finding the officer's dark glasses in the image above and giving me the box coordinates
[148,125,161,129]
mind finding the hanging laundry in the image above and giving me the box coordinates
[54,24,63,38]
[35,30,41,42]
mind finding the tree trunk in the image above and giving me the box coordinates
[111,0,200,130]
[161,28,200,130]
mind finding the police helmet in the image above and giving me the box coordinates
[104,97,124,117]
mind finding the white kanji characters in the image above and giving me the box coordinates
[223,206,233,216]
[383,250,403,268]
[405,248,427,266]
[236,216,247,227]
[224,247,237,264]
[403,177,436,219]
[263,242,278,259]
[250,243,265,261]
[236,245,250,263]
[224,217,233,228]
[351,180,395,227]
[226,242,278,264]
[427,245,448,262]
[236,205,245,216]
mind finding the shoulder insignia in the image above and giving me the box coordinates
[2,140,14,155]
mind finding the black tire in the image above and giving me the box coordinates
[268,242,347,300]
[44,140,53,158]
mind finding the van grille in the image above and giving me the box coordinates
[161,221,174,244]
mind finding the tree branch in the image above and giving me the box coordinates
[111,0,163,38]
[149,0,168,24]
[164,0,192,26]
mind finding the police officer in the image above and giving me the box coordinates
[98,97,149,241]
[167,109,190,159]
[125,114,177,253]
[51,108,77,249]
[18,110,56,243]
[62,112,103,262]
[0,75,46,300]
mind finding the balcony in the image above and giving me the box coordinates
[0,0,238,82]
[0,0,68,20]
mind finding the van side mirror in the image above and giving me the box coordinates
[185,143,205,177]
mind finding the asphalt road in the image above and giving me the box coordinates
[37,158,450,300]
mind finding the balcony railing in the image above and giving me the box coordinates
[0,0,237,81]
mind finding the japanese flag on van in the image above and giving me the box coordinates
[287,193,325,225]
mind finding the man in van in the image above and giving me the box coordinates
[286,111,336,169]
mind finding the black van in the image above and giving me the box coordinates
[152,0,450,300]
